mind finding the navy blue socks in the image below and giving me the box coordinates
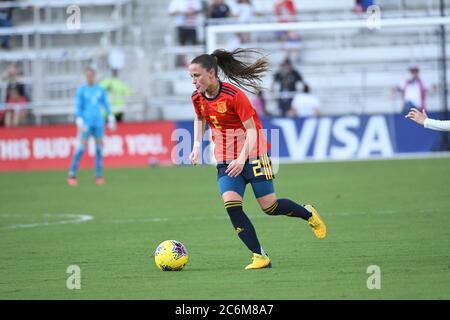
[263,198,312,220]
[225,200,263,255]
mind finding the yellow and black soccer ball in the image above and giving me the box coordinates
[154,240,189,271]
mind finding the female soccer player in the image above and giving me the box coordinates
[405,107,450,132]
[68,67,116,186]
[188,49,326,270]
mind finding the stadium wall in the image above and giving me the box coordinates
[0,113,448,171]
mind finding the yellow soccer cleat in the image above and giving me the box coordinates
[305,204,327,240]
[244,253,272,270]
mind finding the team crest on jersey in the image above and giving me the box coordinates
[217,101,227,113]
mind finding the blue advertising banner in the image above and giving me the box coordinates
[174,113,449,164]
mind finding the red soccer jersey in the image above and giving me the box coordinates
[191,81,269,163]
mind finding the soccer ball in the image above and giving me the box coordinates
[154,240,189,271]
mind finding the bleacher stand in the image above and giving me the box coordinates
[0,0,448,124]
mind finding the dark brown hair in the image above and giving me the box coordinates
[191,48,269,94]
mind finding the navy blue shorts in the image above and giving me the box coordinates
[217,153,275,199]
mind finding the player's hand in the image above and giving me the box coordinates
[405,108,427,125]
[108,114,117,132]
[226,159,245,177]
[76,117,84,128]
[189,147,200,165]
[75,117,87,133]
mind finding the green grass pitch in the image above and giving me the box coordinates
[1,158,449,299]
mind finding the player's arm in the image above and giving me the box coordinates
[405,107,450,131]
[424,118,450,131]
[193,114,206,145]
[226,90,259,177]
[225,117,257,177]
[75,88,85,130]
[189,114,206,165]
[239,117,257,164]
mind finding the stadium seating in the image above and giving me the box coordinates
[145,0,448,118]
[0,0,133,124]
[0,0,448,123]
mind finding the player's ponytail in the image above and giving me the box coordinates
[191,48,269,94]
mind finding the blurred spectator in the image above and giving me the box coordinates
[2,63,29,101]
[1,63,29,126]
[168,0,203,67]
[274,0,300,51]
[251,89,272,118]
[168,0,202,46]
[100,69,132,123]
[4,84,27,127]
[208,0,231,19]
[288,84,320,118]
[225,32,245,51]
[235,0,253,23]
[229,0,254,45]
[0,0,15,50]
[274,0,296,23]
[394,65,436,113]
[354,0,375,13]
[271,58,304,117]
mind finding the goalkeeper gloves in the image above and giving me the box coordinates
[75,117,86,131]
[107,114,116,131]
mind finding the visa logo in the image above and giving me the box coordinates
[271,115,394,160]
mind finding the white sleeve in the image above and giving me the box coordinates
[424,118,450,132]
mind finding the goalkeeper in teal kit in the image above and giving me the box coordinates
[68,67,116,186]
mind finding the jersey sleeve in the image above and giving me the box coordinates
[75,87,84,118]
[234,90,255,123]
[424,118,450,132]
